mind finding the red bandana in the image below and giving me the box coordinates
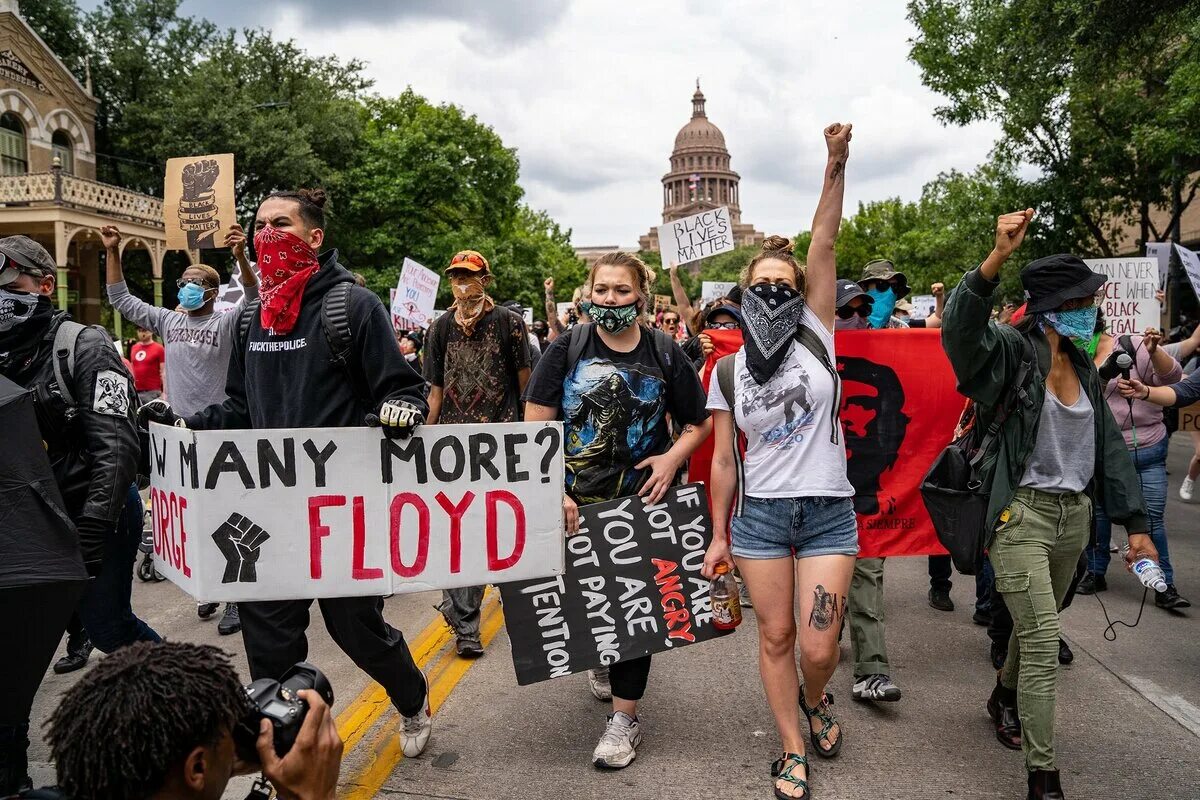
[255,226,321,335]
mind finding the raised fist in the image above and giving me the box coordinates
[100,225,121,250]
[931,282,945,297]
[824,122,853,160]
[993,209,1035,259]
[211,512,270,584]
[179,158,222,249]
[181,159,220,195]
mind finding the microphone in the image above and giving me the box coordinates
[1116,352,1133,381]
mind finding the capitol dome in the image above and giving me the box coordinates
[673,86,727,152]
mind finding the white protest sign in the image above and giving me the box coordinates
[213,269,251,314]
[1145,242,1170,290]
[657,207,736,266]
[390,258,440,330]
[148,422,565,602]
[909,294,936,320]
[701,281,736,305]
[1085,257,1159,335]
[556,301,573,321]
[1174,244,1200,299]
[522,307,534,326]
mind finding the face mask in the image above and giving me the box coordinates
[835,314,871,331]
[450,275,487,302]
[0,289,44,331]
[865,287,896,329]
[742,283,806,385]
[178,282,211,311]
[1043,306,1099,341]
[580,300,640,334]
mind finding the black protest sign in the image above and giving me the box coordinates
[499,483,728,686]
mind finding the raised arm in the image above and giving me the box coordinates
[103,225,170,333]
[224,223,258,289]
[666,263,699,332]
[544,277,565,341]
[807,123,852,332]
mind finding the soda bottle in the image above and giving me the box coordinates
[710,563,742,631]
[1120,544,1169,592]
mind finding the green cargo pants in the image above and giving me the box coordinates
[849,557,889,677]
[990,487,1090,771]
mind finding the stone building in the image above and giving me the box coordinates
[639,82,763,256]
[0,0,187,326]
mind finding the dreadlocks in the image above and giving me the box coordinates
[47,641,249,800]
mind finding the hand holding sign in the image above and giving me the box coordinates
[224,223,248,260]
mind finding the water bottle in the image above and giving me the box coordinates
[1121,544,1168,592]
[710,563,742,631]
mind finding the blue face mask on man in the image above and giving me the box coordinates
[865,287,896,329]
[177,282,211,311]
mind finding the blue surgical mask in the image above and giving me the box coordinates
[1042,307,1098,342]
[178,282,210,311]
[865,287,896,329]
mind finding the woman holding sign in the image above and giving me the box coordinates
[702,123,855,800]
[525,251,712,770]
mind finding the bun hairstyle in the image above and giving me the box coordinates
[589,251,656,315]
[740,234,806,292]
[267,187,328,231]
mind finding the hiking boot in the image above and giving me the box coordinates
[1075,573,1106,595]
[588,667,613,701]
[197,602,219,619]
[400,670,433,757]
[928,588,954,612]
[592,711,641,769]
[1156,584,1191,610]
[1057,638,1073,665]
[852,673,902,702]
[987,682,1022,751]
[53,632,93,674]
[1028,768,1065,799]
[217,603,241,635]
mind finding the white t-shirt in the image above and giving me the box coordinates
[706,307,853,498]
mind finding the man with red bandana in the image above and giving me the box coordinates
[140,188,434,758]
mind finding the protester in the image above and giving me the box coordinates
[665,262,701,333]
[942,208,1153,800]
[660,308,682,340]
[525,250,711,770]
[140,188,435,758]
[1158,322,1200,499]
[105,223,257,636]
[1073,316,1188,610]
[501,298,543,368]
[425,252,532,657]
[45,641,343,800]
[857,259,911,329]
[702,122,855,800]
[128,326,166,403]
[0,235,157,794]
[398,330,423,369]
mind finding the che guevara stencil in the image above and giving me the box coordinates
[163,153,236,250]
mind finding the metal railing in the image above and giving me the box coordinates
[0,167,163,227]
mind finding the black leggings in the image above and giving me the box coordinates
[0,582,85,725]
[609,655,652,702]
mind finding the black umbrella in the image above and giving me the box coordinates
[0,374,86,589]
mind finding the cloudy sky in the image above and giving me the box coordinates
[120,0,1003,246]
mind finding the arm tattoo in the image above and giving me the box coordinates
[829,159,845,184]
[682,424,697,435]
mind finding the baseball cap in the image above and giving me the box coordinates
[446,250,490,274]
[1020,254,1106,314]
[0,236,56,286]
[835,278,871,309]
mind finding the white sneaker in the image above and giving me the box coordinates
[852,673,902,702]
[1181,477,1194,501]
[588,667,612,701]
[400,670,433,757]
[592,711,641,769]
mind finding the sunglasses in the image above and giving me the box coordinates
[706,321,739,330]
[836,304,871,319]
[662,318,679,326]
[449,252,487,270]
[176,277,214,289]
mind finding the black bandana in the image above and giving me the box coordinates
[742,283,804,385]
[0,292,54,375]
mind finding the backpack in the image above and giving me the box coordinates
[565,322,676,377]
[712,324,842,518]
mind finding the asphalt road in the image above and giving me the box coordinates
[25,436,1200,799]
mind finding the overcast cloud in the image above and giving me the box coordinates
[110,0,1003,246]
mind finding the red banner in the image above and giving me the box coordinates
[689,328,743,495]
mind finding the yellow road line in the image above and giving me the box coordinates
[341,595,506,799]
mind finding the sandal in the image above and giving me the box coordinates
[770,752,809,799]
[799,686,842,758]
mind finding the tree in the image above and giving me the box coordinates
[908,0,1200,256]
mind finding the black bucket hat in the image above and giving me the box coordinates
[1020,254,1106,314]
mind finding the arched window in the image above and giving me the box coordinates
[0,112,27,175]
[52,130,73,174]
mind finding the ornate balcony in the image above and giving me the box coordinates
[0,168,163,227]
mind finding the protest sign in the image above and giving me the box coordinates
[149,421,565,602]
[164,154,236,250]
[654,294,674,313]
[522,307,534,326]
[657,207,736,266]
[909,294,936,320]
[701,281,736,306]
[1085,258,1159,334]
[1181,403,1200,433]
[499,483,726,685]
[1145,242,1170,290]
[556,301,574,322]
[1175,244,1200,299]
[391,258,440,330]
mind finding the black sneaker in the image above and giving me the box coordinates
[989,640,1007,670]
[52,633,93,674]
[217,603,241,635]
[197,602,219,619]
[1155,585,1192,610]
[972,607,992,626]
[1076,573,1106,595]
[1057,638,1073,665]
[928,588,954,612]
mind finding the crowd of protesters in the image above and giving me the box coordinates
[3,119,1198,800]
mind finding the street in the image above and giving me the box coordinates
[26,436,1200,800]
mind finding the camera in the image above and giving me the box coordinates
[234,662,334,761]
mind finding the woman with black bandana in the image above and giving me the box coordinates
[701,123,854,800]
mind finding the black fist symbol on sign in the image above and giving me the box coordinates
[178,158,221,248]
[211,513,270,584]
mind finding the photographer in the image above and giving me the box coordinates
[42,641,342,800]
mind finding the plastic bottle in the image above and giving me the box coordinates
[710,563,742,630]
[1121,544,1169,592]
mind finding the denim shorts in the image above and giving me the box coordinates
[731,495,859,560]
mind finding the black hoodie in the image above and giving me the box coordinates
[188,251,427,430]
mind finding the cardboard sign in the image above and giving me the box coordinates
[1175,244,1200,299]
[164,154,236,250]
[391,258,440,330]
[909,294,936,320]
[701,281,736,306]
[1145,242,1170,290]
[1181,402,1200,432]
[499,483,726,685]
[657,207,736,266]
[1085,258,1160,334]
[654,294,673,313]
[148,422,565,602]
